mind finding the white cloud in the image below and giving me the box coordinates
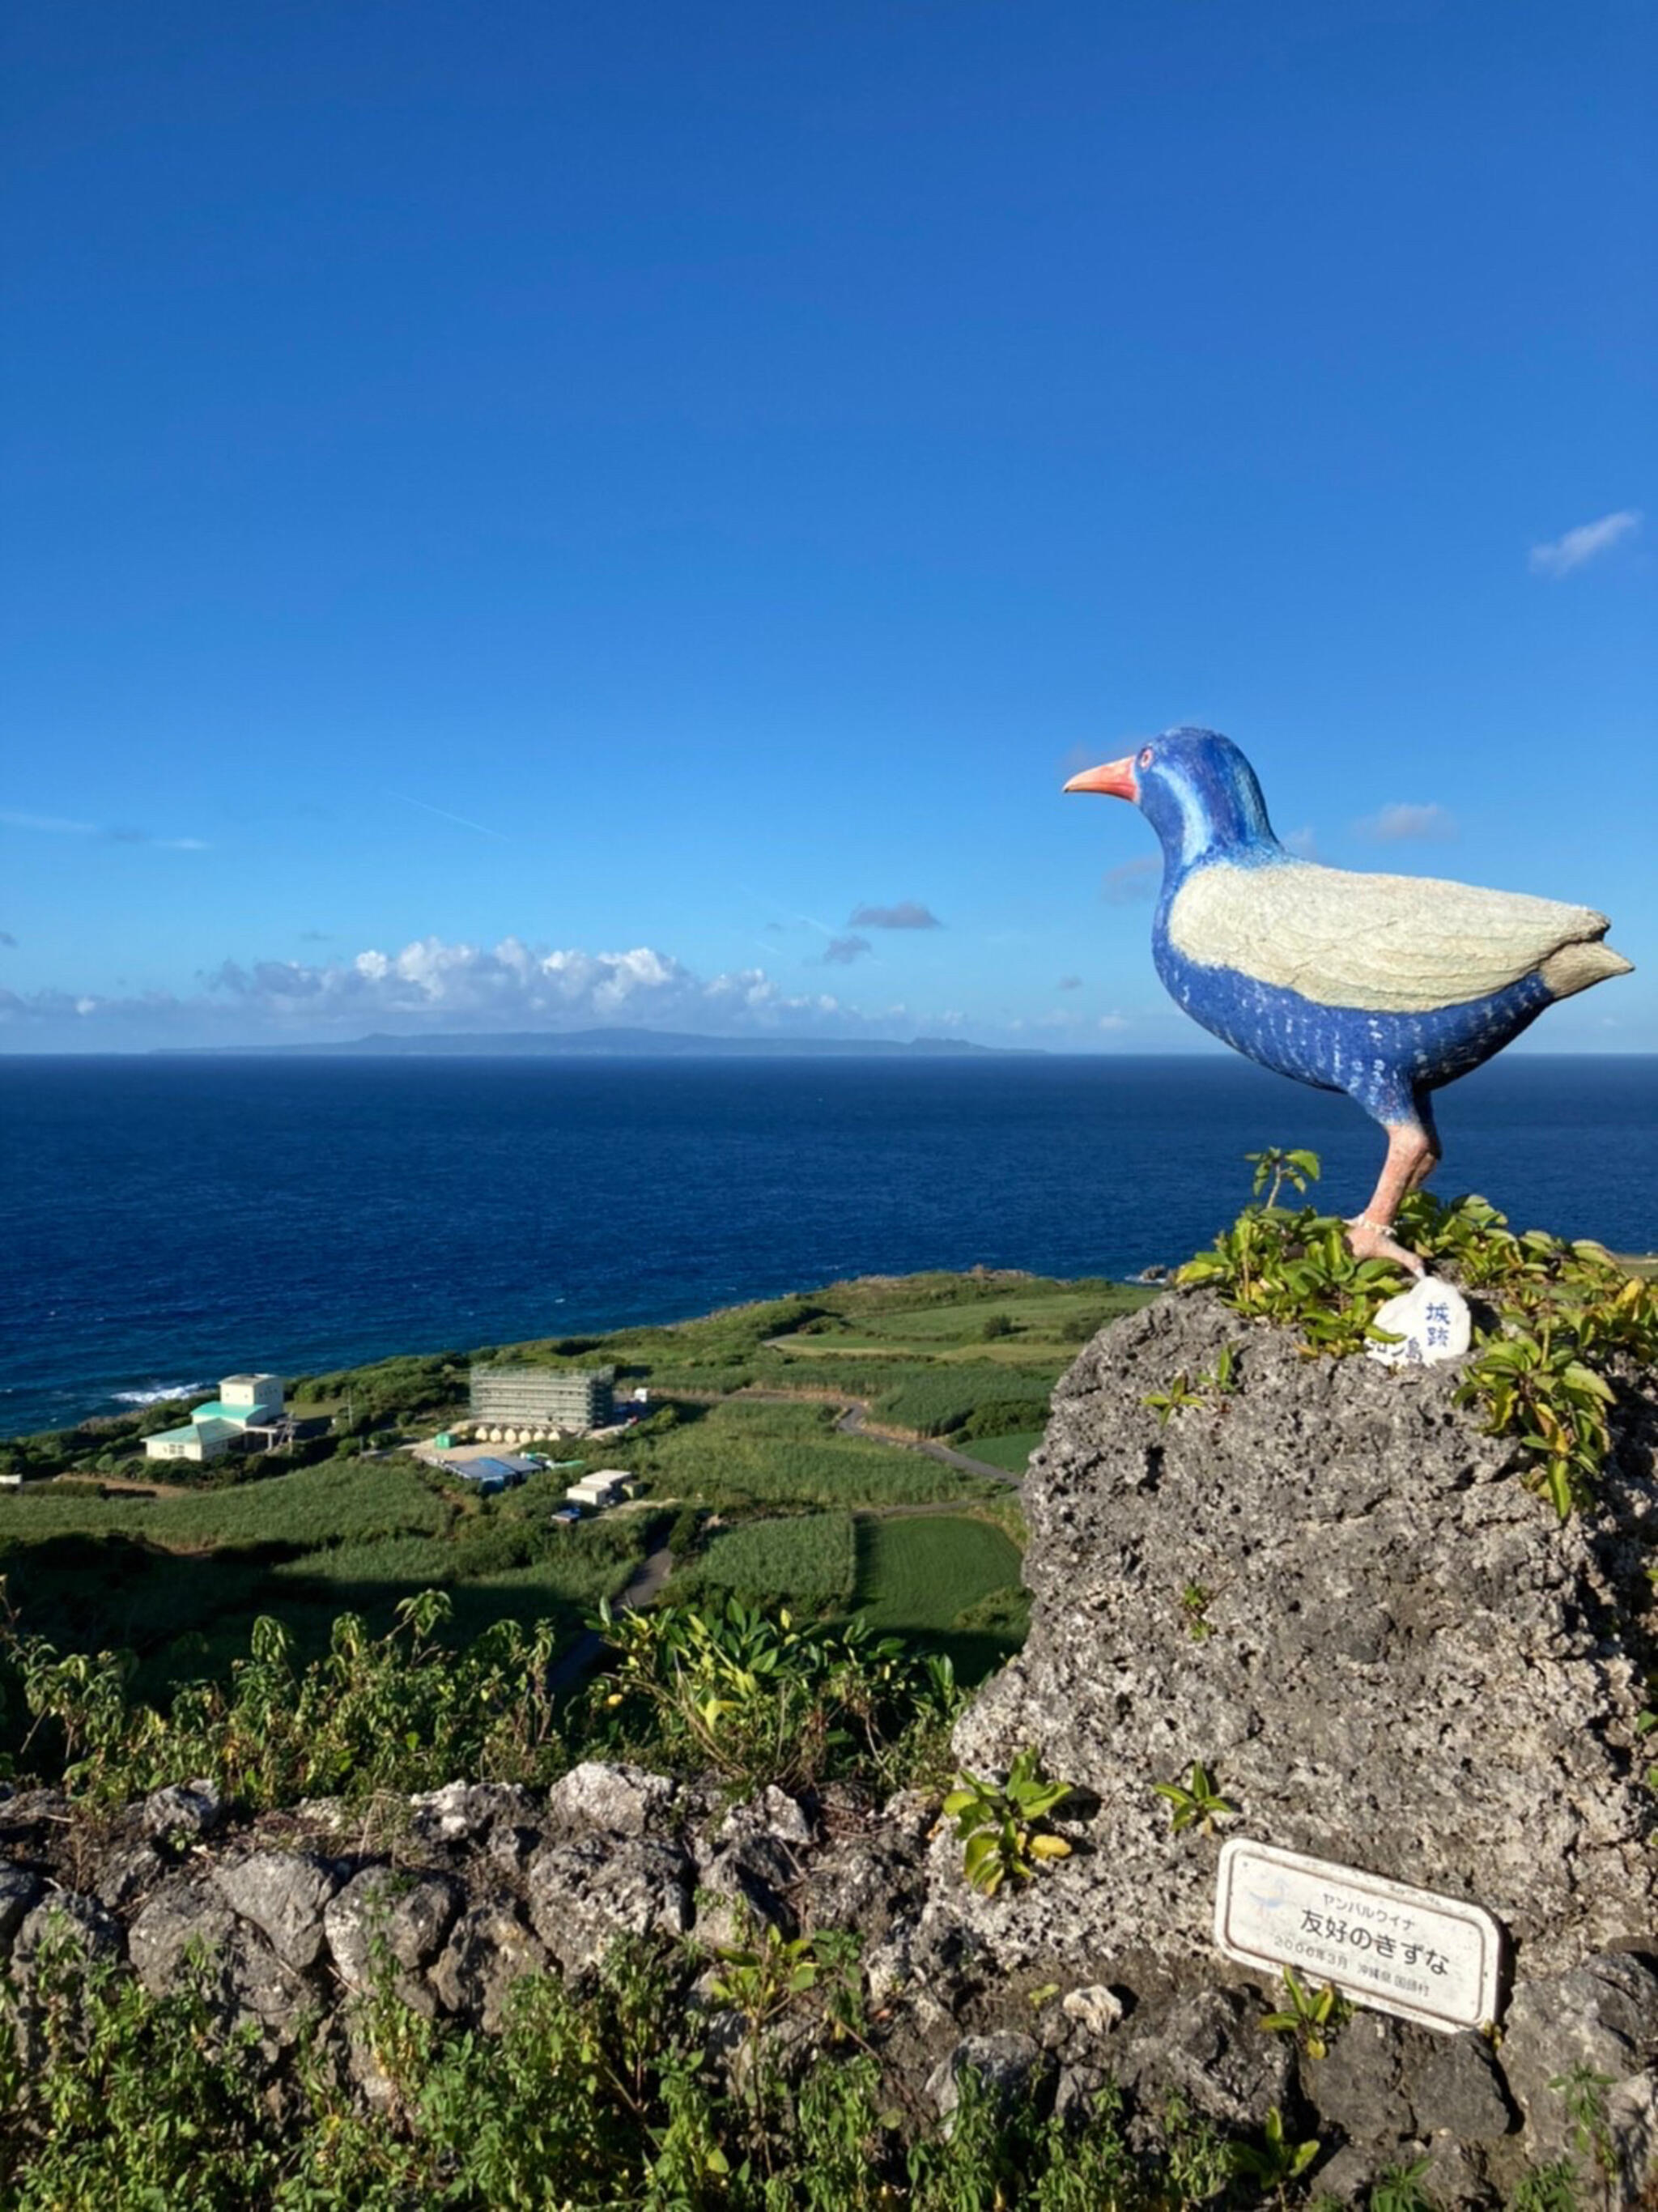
[0,935,895,1046]
[1528,509,1642,577]
[1283,825,1319,859]
[1358,802,1456,844]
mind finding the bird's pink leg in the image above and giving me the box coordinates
[1347,1124,1432,1274]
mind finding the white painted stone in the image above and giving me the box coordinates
[1366,1274,1471,1369]
[1214,1840,1504,2035]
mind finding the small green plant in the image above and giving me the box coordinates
[1180,1582,1215,1641]
[1226,2104,1320,2196]
[1143,1373,1206,1426]
[1178,1152,1408,1359]
[1178,1157,1656,1519]
[1509,2159,1586,2212]
[1248,1146,1321,1208]
[1456,1320,1616,1522]
[1369,2152,1439,2212]
[1258,1965,1350,2059]
[1153,1758,1236,1836]
[942,1745,1074,1896]
[593,1593,958,1794]
[1550,2062,1617,2196]
[1144,1345,1239,1427]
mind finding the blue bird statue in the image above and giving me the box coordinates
[1065,727,1633,1272]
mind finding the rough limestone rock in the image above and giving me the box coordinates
[0,1866,43,1959]
[952,1290,1656,1982]
[526,1832,695,1975]
[1499,1952,1658,2164]
[546,1760,678,1838]
[214,1850,341,1970]
[324,1867,461,2006]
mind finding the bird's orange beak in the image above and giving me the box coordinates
[1063,755,1138,800]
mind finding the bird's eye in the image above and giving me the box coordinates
[1138,747,1154,768]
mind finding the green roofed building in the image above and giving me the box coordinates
[145,1372,286,1464]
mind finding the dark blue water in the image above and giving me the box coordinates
[2,1053,1652,1439]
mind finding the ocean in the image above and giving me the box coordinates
[2,1052,1653,1439]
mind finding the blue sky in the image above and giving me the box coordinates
[2,0,1652,1052]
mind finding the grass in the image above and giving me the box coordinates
[961,1428,1044,1474]
[672,1512,857,1614]
[847,1513,1029,1682]
[0,1454,656,1696]
[627,1399,1004,1509]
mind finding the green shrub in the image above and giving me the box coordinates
[3,1589,564,1806]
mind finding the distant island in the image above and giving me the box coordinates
[159,1027,1042,1060]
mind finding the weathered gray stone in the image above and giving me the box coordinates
[409,1780,542,1847]
[1499,1952,1658,2163]
[1414,2133,1492,2210]
[1607,2070,1658,2201]
[142,1779,227,1840]
[1414,2033,1515,2142]
[12,1891,121,1977]
[95,1840,165,1912]
[526,1833,694,1975]
[716,1784,814,1851]
[429,1901,547,2032]
[696,1827,801,1946]
[0,1787,67,1844]
[1307,2012,1414,2144]
[323,1868,459,1996]
[1061,1982,1124,2037]
[950,1293,1656,1983]
[129,1879,237,1994]
[1113,1984,1296,2132]
[0,1865,43,1959]
[546,1760,676,1839]
[215,1850,340,1969]
[925,2031,1043,2119]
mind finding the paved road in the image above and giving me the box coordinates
[829,1397,1027,1486]
[546,1537,673,1693]
[674,1376,1029,1488]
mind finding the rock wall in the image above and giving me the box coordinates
[953,1289,1656,1981]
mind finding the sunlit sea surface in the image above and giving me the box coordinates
[2,1053,1652,1437]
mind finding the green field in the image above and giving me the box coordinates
[848,1513,1029,1679]
[672,1511,857,1613]
[627,1398,1003,1509]
[960,1428,1044,1474]
[0,1455,656,1694]
[1,1268,1154,1722]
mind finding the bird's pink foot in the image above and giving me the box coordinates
[1346,1215,1424,1276]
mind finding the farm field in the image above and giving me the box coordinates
[1,1268,1150,1723]
[961,1428,1044,1474]
[848,1513,1029,1678]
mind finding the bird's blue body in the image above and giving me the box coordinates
[1065,727,1629,1188]
[1150,884,1554,1135]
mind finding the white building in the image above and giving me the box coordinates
[563,1469,631,1511]
[145,1373,286,1464]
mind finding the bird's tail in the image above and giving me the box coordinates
[1541,939,1635,1000]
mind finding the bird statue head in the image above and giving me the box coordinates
[1064,726,1280,874]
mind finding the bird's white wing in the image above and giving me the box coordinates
[1167,860,1618,1014]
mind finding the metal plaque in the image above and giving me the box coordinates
[1214,1839,1505,2035]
